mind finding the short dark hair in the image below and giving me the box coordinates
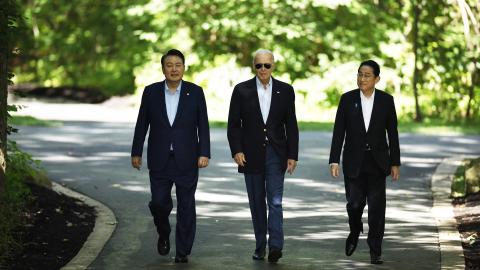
[161,49,185,66]
[359,60,380,77]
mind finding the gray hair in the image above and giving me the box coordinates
[253,49,275,64]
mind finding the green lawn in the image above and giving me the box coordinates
[211,120,480,135]
[9,116,62,127]
[11,116,480,135]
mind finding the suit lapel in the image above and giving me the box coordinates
[248,78,265,124]
[266,78,279,125]
[354,89,367,134]
[159,81,170,125]
[172,80,188,127]
[366,89,380,133]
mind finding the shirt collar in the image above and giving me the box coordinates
[360,88,375,100]
[165,80,182,94]
[256,76,272,90]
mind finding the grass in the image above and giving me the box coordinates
[398,118,480,135]
[9,116,62,127]
[0,140,51,266]
[9,115,480,135]
[452,162,467,198]
[210,119,480,134]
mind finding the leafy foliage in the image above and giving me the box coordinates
[15,0,157,96]
[10,0,480,120]
[0,140,39,264]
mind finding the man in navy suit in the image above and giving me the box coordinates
[329,60,400,264]
[227,49,299,263]
[131,49,210,263]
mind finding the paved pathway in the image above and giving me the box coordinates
[11,118,480,269]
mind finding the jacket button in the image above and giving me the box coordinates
[263,129,267,132]
[263,143,266,147]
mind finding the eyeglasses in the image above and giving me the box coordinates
[357,73,374,79]
[255,63,272,69]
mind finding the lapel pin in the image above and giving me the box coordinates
[355,103,358,108]
[276,91,280,94]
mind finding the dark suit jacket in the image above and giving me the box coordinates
[131,80,210,172]
[329,89,400,178]
[227,77,299,173]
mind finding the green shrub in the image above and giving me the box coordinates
[0,141,45,264]
[451,158,480,198]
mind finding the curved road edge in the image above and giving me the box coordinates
[431,155,476,269]
[52,182,117,270]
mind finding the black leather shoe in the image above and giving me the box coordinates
[345,231,360,256]
[174,255,188,263]
[370,254,383,264]
[268,249,282,263]
[157,237,170,256]
[252,250,266,260]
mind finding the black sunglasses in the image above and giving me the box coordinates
[255,63,272,69]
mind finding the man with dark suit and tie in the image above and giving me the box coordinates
[329,60,400,265]
[227,49,299,263]
[131,49,210,263]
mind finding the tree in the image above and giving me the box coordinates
[412,0,479,121]
[15,0,157,96]
[456,0,479,119]
[161,0,400,82]
[0,5,7,192]
[411,0,423,122]
[0,0,21,192]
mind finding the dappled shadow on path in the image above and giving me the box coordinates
[12,125,480,269]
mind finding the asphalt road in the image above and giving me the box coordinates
[12,122,480,270]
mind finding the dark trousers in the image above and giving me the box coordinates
[344,151,386,256]
[244,145,285,254]
[148,155,198,257]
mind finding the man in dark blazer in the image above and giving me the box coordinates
[131,49,210,264]
[227,49,299,263]
[329,60,400,265]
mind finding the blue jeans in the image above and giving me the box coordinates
[244,145,285,253]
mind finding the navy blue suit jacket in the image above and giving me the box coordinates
[227,77,299,173]
[131,80,210,172]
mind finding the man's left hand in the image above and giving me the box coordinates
[198,156,209,168]
[391,166,400,181]
[287,159,297,175]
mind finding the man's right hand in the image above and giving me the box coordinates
[131,156,142,170]
[233,152,246,167]
[330,163,339,178]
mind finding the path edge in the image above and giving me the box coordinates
[431,155,474,269]
[52,182,117,270]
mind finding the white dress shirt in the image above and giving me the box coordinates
[256,76,272,124]
[330,89,376,167]
[165,81,182,150]
[360,89,375,132]
[165,81,182,126]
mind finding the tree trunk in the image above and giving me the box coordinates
[0,9,7,193]
[412,1,423,122]
[466,59,478,119]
